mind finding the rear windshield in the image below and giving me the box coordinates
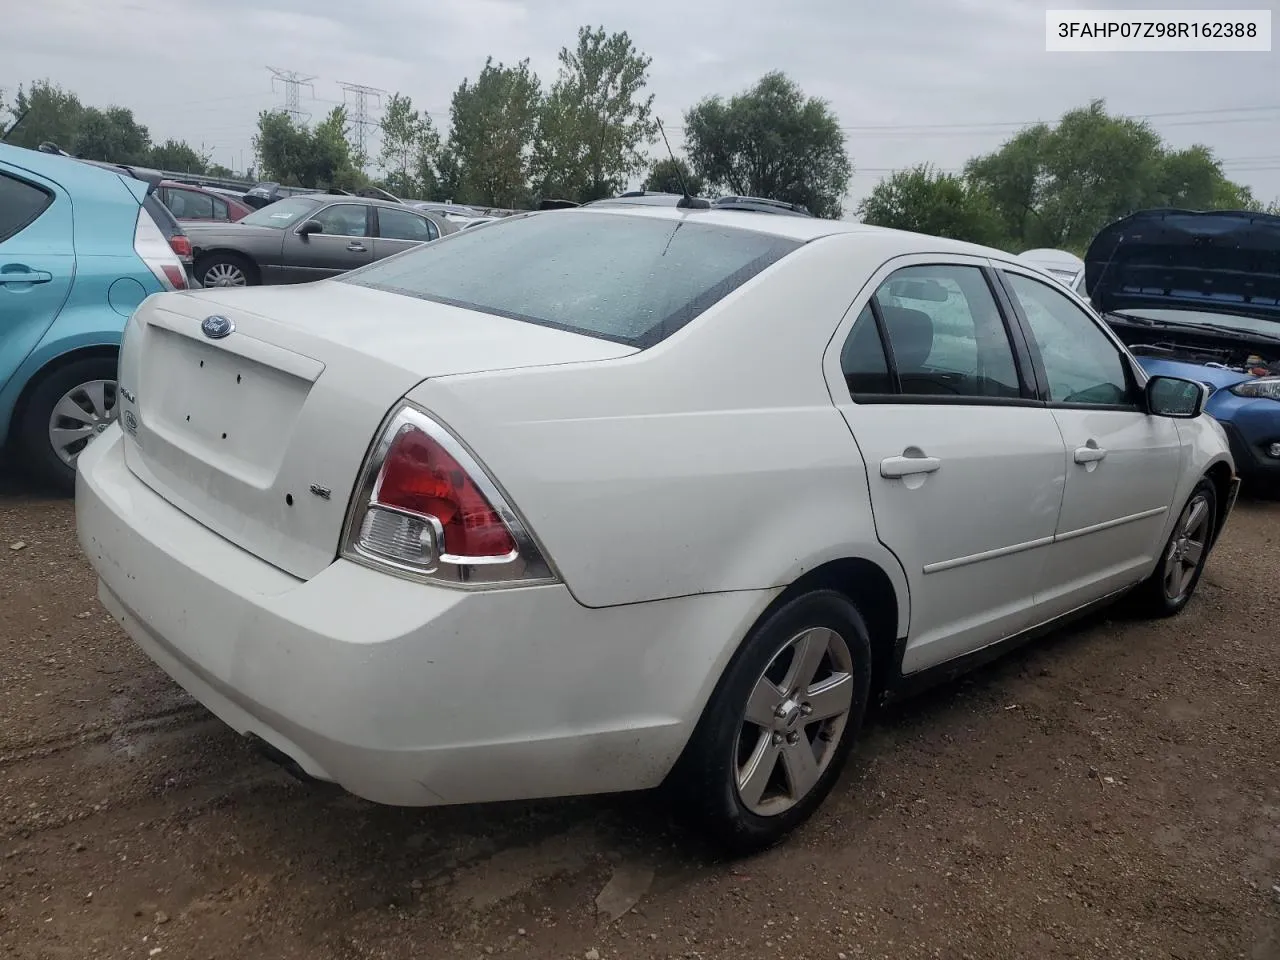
[339,211,802,347]
[143,195,180,238]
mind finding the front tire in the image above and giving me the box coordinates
[1132,479,1218,617]
[16,356,119,494]
[675,590,873,856]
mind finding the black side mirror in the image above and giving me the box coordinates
[1145,375,1206,419]
[297,219,323,237]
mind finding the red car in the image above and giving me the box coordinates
[156,180,253,223]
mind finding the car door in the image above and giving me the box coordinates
[280,202,375,281]
[372,206,440,261]
[827,256,1068,674]
[996,265,1182,616]
[0,166,74,395]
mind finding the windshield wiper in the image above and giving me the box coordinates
[1109,311,1280,345]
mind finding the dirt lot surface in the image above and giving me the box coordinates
[2,472,1278,960]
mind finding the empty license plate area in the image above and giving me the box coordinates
[142,326,312,484]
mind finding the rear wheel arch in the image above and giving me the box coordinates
[681,556,902,754]
[669,561,899,853]
[764,558,902,704]
[10,347,121,491]
[9,344,119,436]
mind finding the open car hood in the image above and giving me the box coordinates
[1084,208,1280,325]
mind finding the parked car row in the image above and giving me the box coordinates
[184,194,457,287]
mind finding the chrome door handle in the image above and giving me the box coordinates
[346,242,366,252]
[1074,444,1107,464]
[881,455,941,478]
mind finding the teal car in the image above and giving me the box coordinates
[0,144,191,490]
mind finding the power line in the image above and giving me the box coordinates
[338,82,385,165]
[267,66,316,123]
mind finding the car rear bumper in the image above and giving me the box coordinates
[75,426,770,806]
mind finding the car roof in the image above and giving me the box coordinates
[0,142,143,196]
[567,203,1014,259]
[285,193,422,210]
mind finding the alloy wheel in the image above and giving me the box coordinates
[1163,492,1212,602]
[47,379,117,467]
[735,626,856,816]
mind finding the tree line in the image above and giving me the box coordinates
[259,29,852,218]
[0,26,853,218]
[857,99,1278,254]
[0,81,240,179]
[4,32,1274,246]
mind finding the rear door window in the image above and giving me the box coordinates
[0,171,54,242]
[377,207,438,242]
[340,211,801,347]
[169,188,216,219]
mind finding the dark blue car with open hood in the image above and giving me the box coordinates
[1083,208,1280,490]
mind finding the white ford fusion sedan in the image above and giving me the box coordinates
[76,205,1239,853]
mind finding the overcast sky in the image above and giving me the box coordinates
[7,0,1279,215]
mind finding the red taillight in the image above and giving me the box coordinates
[169,235,193,260]
[375,425,516,558]
[343,405,555,587]
[161,264,188,289]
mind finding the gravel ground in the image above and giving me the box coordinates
[2,470,1278,960]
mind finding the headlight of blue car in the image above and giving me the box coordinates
[1229,377,1280,400]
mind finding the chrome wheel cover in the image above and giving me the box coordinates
[203,261,247,286]
[48,379,117,467]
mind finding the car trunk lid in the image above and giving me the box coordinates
[116,281,637,580]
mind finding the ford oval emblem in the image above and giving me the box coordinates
[201,315,234,339]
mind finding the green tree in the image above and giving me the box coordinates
[74,106,152,164]
[534,26,656,202]
[378,93,441,198]
[149,138,209,173]
[964,100,1261,251]
[253,110,312,184]
[858,164,1007,246]
[684,71,851,219]
[446,57,542,207]
[963,125,1049,247]
[7,80,85,152]
[252,107,361,189]
[434,149,465,202]
[312,106,363,191]
[643,156,705,195]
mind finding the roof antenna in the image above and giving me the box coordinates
[656,118,709,210]
[1,109,29,143]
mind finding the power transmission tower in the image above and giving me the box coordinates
[267,67,316,122]
[338,82,385,168]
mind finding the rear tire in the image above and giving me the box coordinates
[16,356,119,494]
[197,252,257,287]
[1131,479,1217,618]
[674,590,873,856]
